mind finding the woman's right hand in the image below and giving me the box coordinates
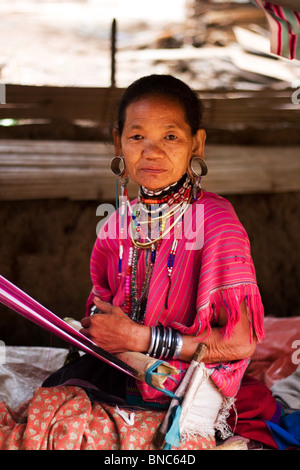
[80,297,151,355]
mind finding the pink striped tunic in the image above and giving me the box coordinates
[87,191,265,404]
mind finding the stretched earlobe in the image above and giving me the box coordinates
[188,156,208,179]
[188,154,208,199]
[110,156,126,177]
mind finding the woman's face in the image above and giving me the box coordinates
[113,94,205,191]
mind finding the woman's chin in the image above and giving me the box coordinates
[133,172,179,192]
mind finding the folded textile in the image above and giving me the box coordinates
[227,374,279,448]
[271,365,300,411]
[266,411,300,450]
[251,0,300,60]
[228,374,300,449]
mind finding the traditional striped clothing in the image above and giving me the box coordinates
[251,0,300,60]
[87,190,265,405]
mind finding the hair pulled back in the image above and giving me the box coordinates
[116,74,204,136]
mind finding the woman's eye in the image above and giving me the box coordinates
[130,134,143,141]
[166,134,177,140]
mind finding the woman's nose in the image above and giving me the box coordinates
[142,140,165,158]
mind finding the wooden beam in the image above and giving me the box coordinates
[0,85,298,129]
[0,85,124,122]
[205,145,300,194]
[0,140,299,200]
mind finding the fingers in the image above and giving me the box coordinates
[93,296,112,314]
[79,297,128,351]
[79,298,113,338]
[80,316,90,328]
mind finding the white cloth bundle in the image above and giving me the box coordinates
[179,362,234,440]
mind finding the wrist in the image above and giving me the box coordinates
[129,323,151,353]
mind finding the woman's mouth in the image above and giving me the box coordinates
[140,167,166,174]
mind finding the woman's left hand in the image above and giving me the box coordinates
[80,297,150,355]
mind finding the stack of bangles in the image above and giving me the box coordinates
[147,325,183,360]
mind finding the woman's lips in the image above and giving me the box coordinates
[139,167,167,173]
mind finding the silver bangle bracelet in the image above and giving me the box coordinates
[152,327,161,358]
[159,327,168,359]
[147,325,183,360]
[166,326,173,352]
[147,326,156,356]
[173,331,183,359]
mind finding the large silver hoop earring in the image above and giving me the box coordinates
[110,156,126,178]
[188,156,208,199]
[188,156,208,178]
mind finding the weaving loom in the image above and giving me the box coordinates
[0,275,179,391]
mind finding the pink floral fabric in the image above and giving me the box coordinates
[0,386,215,450]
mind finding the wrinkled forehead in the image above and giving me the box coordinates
[127,91,184,109]
[123,93,190,127]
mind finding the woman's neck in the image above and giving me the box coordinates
[140,173,189,202]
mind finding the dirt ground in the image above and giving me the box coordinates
[0,0,187,88]
[1,0,299,89]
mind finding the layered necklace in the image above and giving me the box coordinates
[118,174,197,324]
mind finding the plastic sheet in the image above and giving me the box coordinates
[247,316,300,388]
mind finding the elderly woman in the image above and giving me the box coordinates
[43,74,264,449]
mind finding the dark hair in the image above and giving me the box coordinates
[116,74,204,136]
